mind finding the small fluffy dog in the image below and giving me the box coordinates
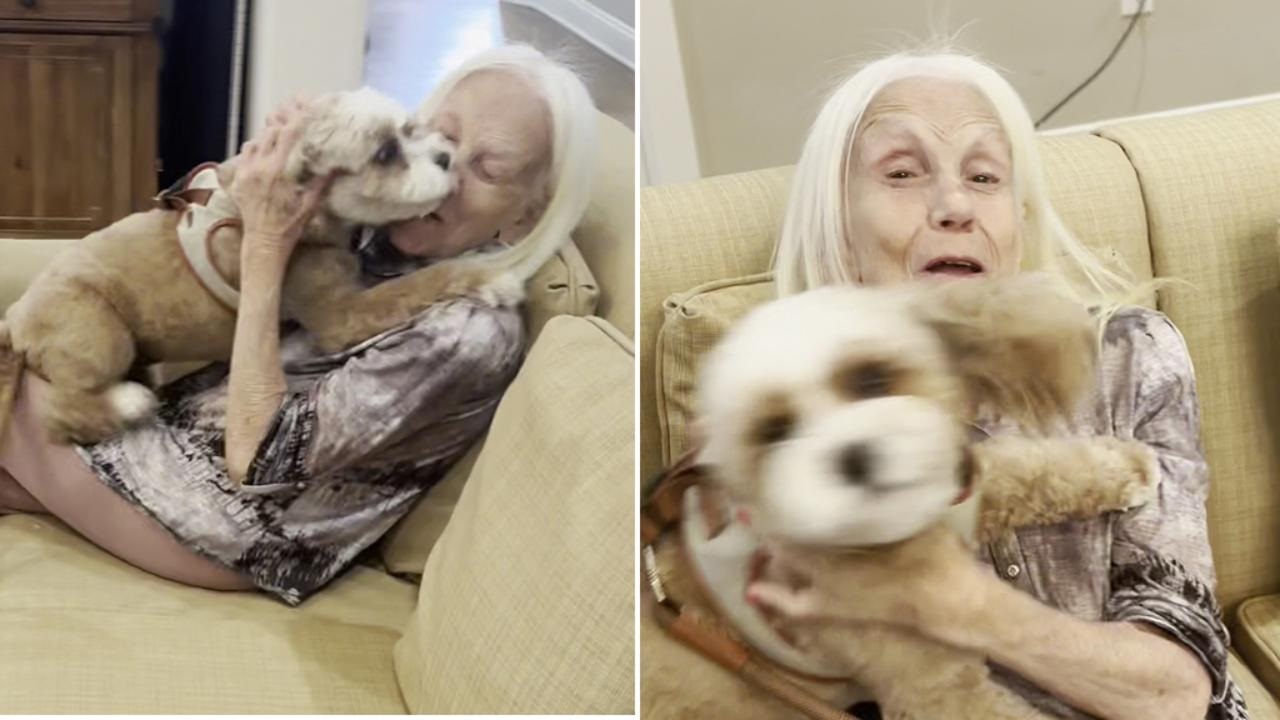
[642,274,1161,719]
[0,87,463,445]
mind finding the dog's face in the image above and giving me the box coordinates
[291,88,457,232]
[697,275,1096,549]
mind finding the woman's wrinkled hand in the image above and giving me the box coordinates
[230,98,333,260]
[745,524,992,647]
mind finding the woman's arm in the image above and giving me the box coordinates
[224,107,331,485]
[956,569,1211,720]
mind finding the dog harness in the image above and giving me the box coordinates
[154,162,243,312]
[641,447,980,720]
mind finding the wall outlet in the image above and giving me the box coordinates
[1121,0,1154,16]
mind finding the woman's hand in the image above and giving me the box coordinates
[746,524,992,647]
[229,101,332,260]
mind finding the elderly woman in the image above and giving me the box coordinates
[735,51,1243,720]
[0,44,596,606]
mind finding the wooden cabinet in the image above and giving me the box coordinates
[0,0,160,238]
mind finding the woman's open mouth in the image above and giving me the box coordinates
[921,256,985,277]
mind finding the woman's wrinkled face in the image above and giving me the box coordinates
[845,77,1020,286]
[388,69,552,259]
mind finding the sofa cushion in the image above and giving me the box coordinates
[656,273,773,464]
[1236,595,1280,700]
[522,241,601,342]
[1229,647,1280,719]
[1098,100,1280,613]
[394,315,634,714]
[639,132,1153,477]
[0,513,416,713]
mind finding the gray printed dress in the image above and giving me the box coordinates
[974,306,1245,719]
[74,243,526,606]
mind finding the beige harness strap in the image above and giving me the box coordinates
[156,162,242,313]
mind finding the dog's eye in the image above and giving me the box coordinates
[752,413,795,445]
[839,361,894,399]
[373,139,401,165]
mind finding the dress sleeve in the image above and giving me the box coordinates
[240,299,525,493]
[1102,310,1241,714]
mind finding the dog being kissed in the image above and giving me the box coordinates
[641,274,1162,720]
[0,87,517,447]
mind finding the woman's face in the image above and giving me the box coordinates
[844,77,1020,286]
[388,69,552,259]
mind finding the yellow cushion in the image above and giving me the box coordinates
[1236,595,1280,700]
[1098,100,1280,613]
[394,315,634,714]
[639,132,1152,475]
[656,273,773,464]
[0,514,415,713]
[522,241,601,342]
[1230,648,1280,719]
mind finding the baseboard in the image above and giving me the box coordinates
[504,0,634,69]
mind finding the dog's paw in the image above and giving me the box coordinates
[1118,444,1162,510]
[107,382,158,424]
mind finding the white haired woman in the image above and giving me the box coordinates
[0,44,597,605]
[746,52,1244,719]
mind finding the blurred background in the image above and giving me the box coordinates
[641,0,1280,184]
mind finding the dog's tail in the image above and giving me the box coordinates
[0,321,25,447]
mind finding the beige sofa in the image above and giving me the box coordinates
[640,100,1280,716]
[0,113,635,714]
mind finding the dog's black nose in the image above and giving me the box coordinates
[837,443,873,485]
[433,151,451,171]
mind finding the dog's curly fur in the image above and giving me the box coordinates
[641,276,1161,719]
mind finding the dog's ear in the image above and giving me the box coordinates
[911,273,1098,430]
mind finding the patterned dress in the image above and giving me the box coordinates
[974,306,1246,719]
[75,257,526,605]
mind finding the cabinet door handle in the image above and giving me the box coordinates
[19,0,38,9]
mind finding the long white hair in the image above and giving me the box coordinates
[418,44,597,281]
[773,50,1134,312]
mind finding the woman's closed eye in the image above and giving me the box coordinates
[470,155,510,184]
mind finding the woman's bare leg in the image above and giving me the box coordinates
[0,466,46,514]
[0,372,253,591]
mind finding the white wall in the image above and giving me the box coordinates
[638,0,699,185]
[245,0,369,138]
[655,0,1280,180]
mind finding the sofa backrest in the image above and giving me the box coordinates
[639,103,1280,614]
[1099,100,1280,611]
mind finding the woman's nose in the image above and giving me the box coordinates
[928,184,975,233]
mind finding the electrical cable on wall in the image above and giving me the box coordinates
[1035,0,1148,128]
